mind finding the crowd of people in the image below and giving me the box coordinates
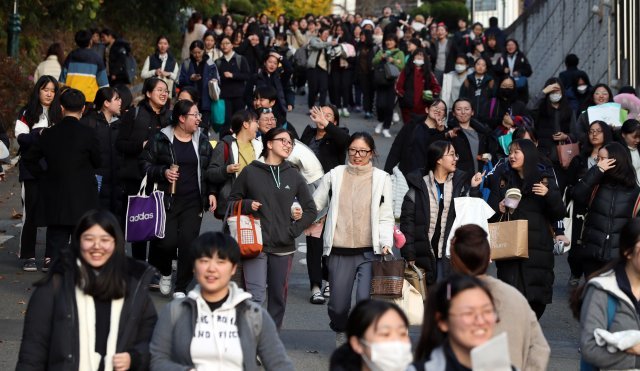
[8,3,640,370]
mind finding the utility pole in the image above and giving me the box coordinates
[7,0,21,58]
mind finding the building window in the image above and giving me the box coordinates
[475,0,497,11]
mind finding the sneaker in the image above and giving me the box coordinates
[41,257,52,273]
[392,112,401,123]
[336,332,347,347]
[374,123,383,134]
[172,292,186,299]
[353,106,363,113]
[342,108,350,118]
[322,284,331,298]
[310,291,325,304]
[22,258,37,272]
[382,129,392,138]
[159,275,172,295]
[171,259,177,271]
[364,112,372,119]
[337,108,343,117]
[568,275,581,287]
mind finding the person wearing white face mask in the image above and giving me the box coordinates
[396,49,441,125]
[329,299,413,371]
[441,56,469,110]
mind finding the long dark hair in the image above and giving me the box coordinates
[46,42,65,64]
[601,142,637,188]
[580,120,613,157]
[23,75,62,126]
[72,210,127,301]
[187,12,203,33]
[571,218,640,319]
[538,77,570,116]
[585,83,614,107]
[508,139,542,192]
[405,48,433,82]
[415,274,495,361]
[94,87,120,112]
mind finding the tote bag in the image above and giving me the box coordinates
[488,215,528,260]
[226,200,263,258]
[370,254,405,298]
[557,138,580,169]
[125,175,166,242]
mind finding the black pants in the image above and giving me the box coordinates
[307,67,328,109]
[45,225,74,259]
[122,179,149,261]
[222,97,246,131]
[306,235,328,290]
[149,196,202,293]
[329,68,352,109]
[19,181,39,259]
[358,72,375,113]
[293,66,307,89]
[376,86,396,129]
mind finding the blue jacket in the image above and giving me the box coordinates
[178,56,220,113]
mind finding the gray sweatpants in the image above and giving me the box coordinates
[242,252,294,329]
[326,251,375,332]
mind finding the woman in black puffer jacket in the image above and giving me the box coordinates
[139,100,217,298]
[572,142,640,277]
[487,139,565,319]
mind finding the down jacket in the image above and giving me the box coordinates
[572,166,640,261]
[486,163,565,305]
[17,252,157,371]
[139,126,216,211]
[400,169,479,284]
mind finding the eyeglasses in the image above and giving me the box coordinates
[444,153,459,160]
[260,117,277,122]
[154,88,169,94]
[589,129,603,135]
[185,113,202,119]
[348,148,372,157]
[594,91,609,96]
[449,308,498,324]
[272,137,294,147]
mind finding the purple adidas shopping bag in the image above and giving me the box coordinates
[125,175,166,242]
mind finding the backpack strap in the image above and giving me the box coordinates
[606,293,617,328]
[632,192,640,217]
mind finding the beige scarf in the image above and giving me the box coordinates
[76,285,124,371]
[424,171,453,258]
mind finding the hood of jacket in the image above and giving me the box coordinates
[187,281,252,310]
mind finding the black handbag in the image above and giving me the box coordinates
[370,254,405,298]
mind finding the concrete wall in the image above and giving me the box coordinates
[505,0,617,94]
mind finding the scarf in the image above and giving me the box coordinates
[76,286,124,371]
[425,171,453,258]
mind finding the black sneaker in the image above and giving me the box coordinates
[41,257,52,273]
[22,258,37,272]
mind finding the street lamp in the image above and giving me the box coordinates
[7,0,21,58]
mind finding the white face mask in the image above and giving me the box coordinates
[414,59,424,66]
[373,34,383,44]
[455,64,467,74]
[214,29,223,36]
[577,84,588,94]
[397,30,404,39]
[361,340,413,371]
[549,93,563,103]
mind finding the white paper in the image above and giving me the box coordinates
[470,332,512,371]
[587,102,623,127]
[445,197,496,257]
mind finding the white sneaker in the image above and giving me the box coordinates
[336,332,347,347]
[338,108,343,117]
[392,112,400,123]
[159,275,172,295]
[342,108,350,118]
[374,123,383,134]
[172,292,186,299]
[382,129,392,138]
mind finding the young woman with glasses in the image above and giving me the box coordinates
[313,132,395,346]
[227,127,317,330]
[400,140,484,285]
[140,100,218,299]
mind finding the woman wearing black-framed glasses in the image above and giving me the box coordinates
[313,132,395,346]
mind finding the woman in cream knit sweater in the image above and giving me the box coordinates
[313,132,395,345]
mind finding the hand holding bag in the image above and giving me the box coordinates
[488,213,529,260]
[208,79,221,101]
[226,200,263,258]
[404,262,427,300]
[557,138,579,169]
[370,253,405,299]
[125,175,166,242]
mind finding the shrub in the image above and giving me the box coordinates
[0,57,32,138]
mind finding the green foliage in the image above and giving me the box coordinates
[0,57,32,136]
[410,3,432,18]
[430,1,468,30]
[229,0,255,16]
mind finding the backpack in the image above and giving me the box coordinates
[214,54,244,73]
[293,45,308,68]
[579,294,617,371]
[123,54,137,84]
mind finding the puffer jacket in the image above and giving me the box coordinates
[139,126,216,211]
[487,163,565,304]
[17,251,157,371]
[400,169,479,284]
[572,166,640,261]
[459,74,496,123]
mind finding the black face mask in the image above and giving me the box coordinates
[499,88,515,99]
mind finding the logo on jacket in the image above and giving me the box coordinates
[285,185,291,190]
[129,213,154,222]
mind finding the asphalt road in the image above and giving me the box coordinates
[0,95,580,370]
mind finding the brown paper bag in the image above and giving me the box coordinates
[488,219,529,260]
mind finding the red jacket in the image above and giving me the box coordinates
[396,66,441,114]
